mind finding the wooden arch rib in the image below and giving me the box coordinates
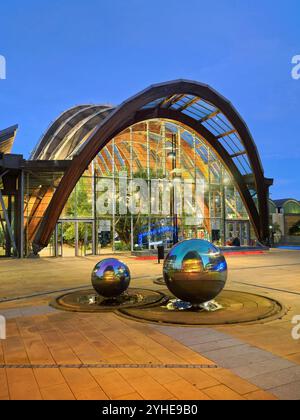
[33,80,269,252]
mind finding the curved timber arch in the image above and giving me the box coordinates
[32,79,271,253]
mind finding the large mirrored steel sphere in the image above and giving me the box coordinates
[91,258,131,298]
[163,239,227,304]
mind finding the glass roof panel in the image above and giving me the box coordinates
[138,94,256,185]
[182,107,203,119]
[189,103,215,119]
[181,130,194,147]
[239,154,252,173]
[215,114,233,131]
[220,136,244,155]
[104,147,112,160]
[142,97,165,109]
[171,95,195,110]
[202,120,221,136]
[205,117,234,137]
[165,122,178,132]
[212,115,234,132]
[194,99,216,113]
[98,152,110,173]
[228,132,244,150]
[232,156,250,175]
[186,105,208,119]
[114,144,125,166]
[171,100,188,110]
[196,146,209,164]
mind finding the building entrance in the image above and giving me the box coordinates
[226,221,250,246]
[55,220,95,257]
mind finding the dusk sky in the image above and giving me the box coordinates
[1,0,299,199]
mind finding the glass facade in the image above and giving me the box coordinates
[31,119,253,256]
[0,195,16,256]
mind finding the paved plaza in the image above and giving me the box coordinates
[0,249,300,400]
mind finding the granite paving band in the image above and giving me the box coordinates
[0,285,89,303]
[0,363,218,369]
[0,305,58,319]
[154,325,300,400]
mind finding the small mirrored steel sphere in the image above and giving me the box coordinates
[163,239,227,304]
[91,258,131,298]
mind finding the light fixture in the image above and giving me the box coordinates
[223,177,230,185]
[167,152,176,159]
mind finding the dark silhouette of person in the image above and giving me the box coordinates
[232,237,241,247]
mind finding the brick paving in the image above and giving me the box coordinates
[0,309,277,400]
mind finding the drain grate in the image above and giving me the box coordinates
[0,363,217,369]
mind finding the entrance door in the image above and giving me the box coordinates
[55,220,95,257]
[78,221,95,256]
[56,221,76,257]
[0,194,16,257]
[97,219,113,254]
[0,216,6,256]
[226,221,250,246]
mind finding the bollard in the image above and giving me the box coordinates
[157,245,165,264]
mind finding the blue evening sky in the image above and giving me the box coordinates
[0,0,299,199]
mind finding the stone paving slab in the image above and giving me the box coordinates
[202,347,278,369]
[1,305,57,319]
[154,324,300,400]
[189,338,244,353]
[269,380,300,401]
[249,366,300,389]
[232,358,295,379]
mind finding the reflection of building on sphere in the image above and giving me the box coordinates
[163,239,227,305]
[182,251,203,272]
[91,258,131,298]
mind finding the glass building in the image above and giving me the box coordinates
[0,80,275,257]
[33,119,254,257]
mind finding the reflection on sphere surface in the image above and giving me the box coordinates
[91,258,131,298]
[163,239,227,304]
